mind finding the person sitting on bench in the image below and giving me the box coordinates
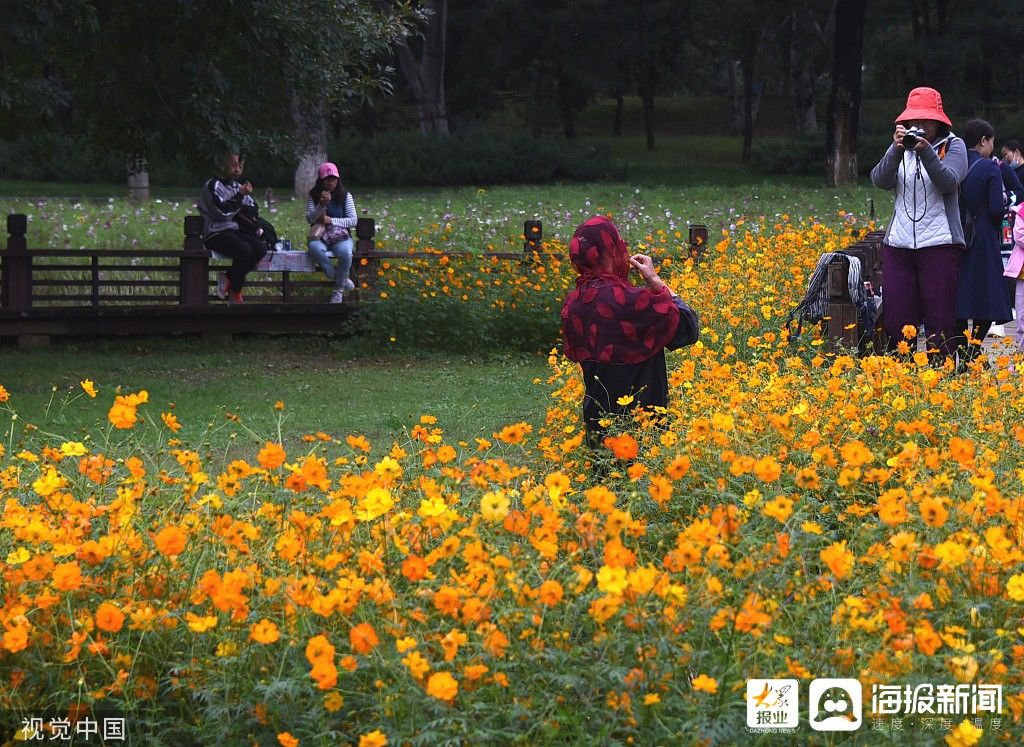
[198,153,276,304]
[306,162,358,304]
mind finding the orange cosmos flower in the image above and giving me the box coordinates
[538,580,564,607]
[80,380,97,398]
[349,623,379,654]
[691,674,718,693]
[153,525,187,557]
[95,602,125,633]
[819,541,854,580]
[277,732,299,747]
[250,619,280,645]
[840,440,873,467]
[426,671,459,702]
[161,412,182,433]
[603,433,638,461]
[401,555,428,582]
[917,498,946,528]
[762,497,793,523]
[51,561,84,591]
[257,442,286,470]
[305,635,335,666]
[0,384,9,402]
[752,456,781,482]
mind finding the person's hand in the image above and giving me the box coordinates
[239,181,253,196]
[893,125,907,150]
[320,190,331,204]
[629,254,658,283]
[913,135,929,153]
[322,214,332,225]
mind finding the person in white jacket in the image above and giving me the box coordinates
[870,87,968,362]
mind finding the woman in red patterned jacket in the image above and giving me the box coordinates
[561,216,699,449]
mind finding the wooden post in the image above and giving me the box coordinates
[524,220,542,254]
[688,224,708,265]
[3,213,31,309]
[824,257,858,351]
[353,217,377,293]
[181,215,209,305]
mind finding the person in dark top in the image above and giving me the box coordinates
[560,215,699,451]
[197,153,275,304]
[955,119,1013,365]
[1001,140,1024,193]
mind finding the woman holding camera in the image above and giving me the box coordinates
[306,162,358,304]
[954,119,1013,365]
[870,87,968,362]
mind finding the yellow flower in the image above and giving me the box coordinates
[59,441,87,457]
[418,496,447,519]
[762,496,793,523]
[945,719,983,747]
[691,674,718,693]
[356,487,394,522]
[185,613,218,633]
[80,379,97,397]
[596,565,628,595]
[1006,574,1024,601]
[643,693,661,705]
[426,671,459,702]
[616,393,635,406]
[359,730,388,747]
[323,691,344,712]
[480,490,510,522]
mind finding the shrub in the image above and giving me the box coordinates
[754,134,894,177]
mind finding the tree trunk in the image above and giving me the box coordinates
[556,71,577,139]
[741,31,756,163]
[790,3,820,135]
[291,93,327,198]
[825,0,868,187]
[613,90,624,137]
[638,70,656,151]
[390,0,449,135]
[127,155,149,202]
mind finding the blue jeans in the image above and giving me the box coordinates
[307,238,353,289]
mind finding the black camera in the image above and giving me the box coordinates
[901,126,925,149]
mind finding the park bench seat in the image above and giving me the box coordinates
[209,248,319,274]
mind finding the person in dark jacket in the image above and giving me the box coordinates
[955,119,1013,365]
[197,153,272,304]
[560,215,699,452]
[1000,140,1024,185]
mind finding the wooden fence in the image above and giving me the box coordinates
[0,213,558,347]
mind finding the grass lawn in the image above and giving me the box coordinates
[0,337,552,458]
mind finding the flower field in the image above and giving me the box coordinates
[4,204,1024,745]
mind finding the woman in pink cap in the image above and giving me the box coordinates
[306,162,358,303]
[870,87,968,363]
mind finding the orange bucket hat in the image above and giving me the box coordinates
[895,87,952,127]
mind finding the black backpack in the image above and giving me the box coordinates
[959,157,985,248]
[786,251,877,348]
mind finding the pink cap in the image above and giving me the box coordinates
[317,162,340,179]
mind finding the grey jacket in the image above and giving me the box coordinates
[197,178,258,239]
[870,134,968,249]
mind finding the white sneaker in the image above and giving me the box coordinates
[329,290,344,304]
[343,278,355,291]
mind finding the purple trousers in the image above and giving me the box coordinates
[881,243,963,359]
